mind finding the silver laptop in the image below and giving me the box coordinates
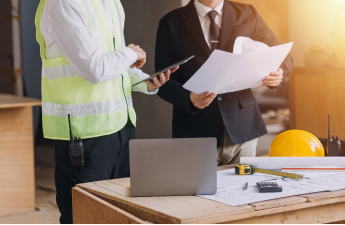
[129,138,217,197]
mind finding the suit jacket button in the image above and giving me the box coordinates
[218,95,222,101]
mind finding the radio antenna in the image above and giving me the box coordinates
[328,114,332,141]
[68,114,73,142]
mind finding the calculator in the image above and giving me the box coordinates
[256,182,283,193]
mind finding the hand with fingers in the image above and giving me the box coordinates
[263,68,284,88]
[146,66,179,92]
[262,68,284,88]
[190,91,217,109]
[128,44,146,69]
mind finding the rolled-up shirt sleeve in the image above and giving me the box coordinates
[42,0,138,84]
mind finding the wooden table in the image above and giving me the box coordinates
[73,165,345,224]
[0,94,41,217]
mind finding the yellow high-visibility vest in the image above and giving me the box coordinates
[35,0,136,140]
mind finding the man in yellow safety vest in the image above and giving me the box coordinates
[35,0,178,223]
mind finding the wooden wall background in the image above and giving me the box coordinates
[336,5,345,69]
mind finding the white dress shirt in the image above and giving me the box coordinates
[99,0,115,36]
[40,0,155,94]
[194,0,224,48]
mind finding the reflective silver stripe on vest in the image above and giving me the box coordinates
[126,95,133,108]
[42,95,133,118]
[42,65,79,80]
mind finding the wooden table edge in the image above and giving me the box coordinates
[77,184,195,224]
[77,183,345,224]
[76,165,345,224]
[0,102,42,109]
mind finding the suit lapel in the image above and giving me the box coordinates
[183,1,212,55]
[218,1,237,51]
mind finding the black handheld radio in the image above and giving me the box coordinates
[68,114,85,167]
[326,114,341,157]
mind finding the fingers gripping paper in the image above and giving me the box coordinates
[183,43,293,94]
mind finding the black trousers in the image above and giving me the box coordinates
[54,121,135,224]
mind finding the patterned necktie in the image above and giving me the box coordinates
[207,10,220,51]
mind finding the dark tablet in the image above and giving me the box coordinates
[132,55,195,87]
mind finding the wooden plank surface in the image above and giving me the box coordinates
[250,196,307,211]
[0,93,41,108]
[289,68,345,139]
[77,164,345,224]
[72,187,145,224]
[228,201,345,224]
[253,195,345,217]
[77,181,254,224]
[78,178,345,224]
[0,107,35,216]
[300,189,345,203]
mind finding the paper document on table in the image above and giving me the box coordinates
[217,169,280,189]
[199,178,326,207]
[183,43,293,94]
[199,170,345,206]
[294,172,345,191]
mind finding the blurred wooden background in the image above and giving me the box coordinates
[181,0,290,44]
[232,0,289,44]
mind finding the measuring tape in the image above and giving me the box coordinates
[254,168,304,179]
[235,164,304,180]
[282,166,345,172]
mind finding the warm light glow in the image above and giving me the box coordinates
[288,0,345,67]
[336,4,345,69]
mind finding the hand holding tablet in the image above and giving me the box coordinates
[132,55,195,87]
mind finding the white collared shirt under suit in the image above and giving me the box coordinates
[194,0,257,165]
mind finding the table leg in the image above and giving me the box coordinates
[0,106,35,216]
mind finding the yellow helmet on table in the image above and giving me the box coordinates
[269,130,325,157]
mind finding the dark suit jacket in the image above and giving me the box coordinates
[155,0,293,146]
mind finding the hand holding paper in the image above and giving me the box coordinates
[263,68,284,88]
[190,92,217,109]
[183,42,293,94]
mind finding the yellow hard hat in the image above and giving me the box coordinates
[269,130,325,157]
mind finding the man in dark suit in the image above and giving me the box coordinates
[155,0,293,165]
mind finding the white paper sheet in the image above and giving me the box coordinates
[217,169,280,189]
[200,172,345,206]
[183,43,293,94]
[240,157,345,170]
[199,169,345,207]
[289,172,345,191]
[199,179,326,207]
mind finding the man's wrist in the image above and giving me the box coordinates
[147,86,159,94]
[124,47,138,65]
[189,100,200,114]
